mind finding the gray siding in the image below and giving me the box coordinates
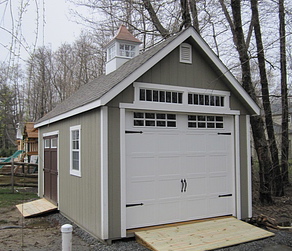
[39,108,103,239]
[107,85,134,239]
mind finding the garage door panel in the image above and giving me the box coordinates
[208,176,230,194]
[126,134,156,153]
[127,204,157,229]
[184,156,207,174]
[127,156,156,177]
[157,156,181,175]
[185,134,207,152]
[209,155,230,173]
[207,134,230,151]
[182,198,208,219]
[126,111,235,229]
[185,177,207,195]
[158,179,181,199]
[158,133,181,153]
[208,196,233,215]
[127,180,157,202]
[158,201,180,223]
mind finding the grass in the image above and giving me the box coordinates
[0,187,38,209]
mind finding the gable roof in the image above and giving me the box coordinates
[35,26,260,128]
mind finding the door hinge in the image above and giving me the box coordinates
[219,194,232,197]
[125,130,143,134]
[218,132,231,135]
[126,203,144,207]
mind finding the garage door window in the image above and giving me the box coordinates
[188,115,224,129]
[134,112,176,128]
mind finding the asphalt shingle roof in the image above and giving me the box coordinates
[36,33,179,124]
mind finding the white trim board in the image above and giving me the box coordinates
[100,106,109,239]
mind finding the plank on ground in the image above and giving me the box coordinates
[135,217,275,251]
[16,198,57,217]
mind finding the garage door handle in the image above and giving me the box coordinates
[184,179,187,192]
[181,179,184,192]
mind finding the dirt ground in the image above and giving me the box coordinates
[1,186,292,251]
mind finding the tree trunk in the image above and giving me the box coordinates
[189,0,200,34]
[180,0,192,30]
[279,0,289,185]
[251,0,283,196]
[230,0,273,204]
[142,0,170,38]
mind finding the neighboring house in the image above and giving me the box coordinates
[16,122,38,163]
[35,25,260,241]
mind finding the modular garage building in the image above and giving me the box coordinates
[35,25,260,241]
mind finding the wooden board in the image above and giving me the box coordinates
[16,198,57,217]
[135,217,275,251]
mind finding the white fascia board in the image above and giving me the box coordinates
[188,30,260,115]
[35,99,102,128]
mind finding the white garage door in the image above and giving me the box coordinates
[125,111,235,229]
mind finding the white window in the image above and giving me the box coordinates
[139,88,183,104]
[133,112,176,128]
[180,43,192,64]
[70,125,81,177]
[51,138,58,148]
[44,138,50,148]
[188,93,225,107]
[119,44,136,58]
[107,43,115,61]
[188,115,224,129]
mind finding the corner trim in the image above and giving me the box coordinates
[101,106,109,239]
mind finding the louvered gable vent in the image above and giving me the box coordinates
[180,43,192,64]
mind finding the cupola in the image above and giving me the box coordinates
[105,25,142,75]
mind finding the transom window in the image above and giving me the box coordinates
[188,115,224,129]
[120,44,135,58]
[139,88,183,104]
[134,112,176,128]
[70,125,81,177]
[188,93,224,107]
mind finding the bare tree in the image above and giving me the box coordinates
[279,0,289,186]
[251,0,283,196]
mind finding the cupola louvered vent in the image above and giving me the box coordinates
[180,43,192,64]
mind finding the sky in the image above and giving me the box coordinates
[0,0,84,63]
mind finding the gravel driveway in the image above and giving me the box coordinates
[48,213,292,251]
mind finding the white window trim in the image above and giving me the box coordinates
[133,82,232,113]
[180,43,192,64]
[70,125,81,177]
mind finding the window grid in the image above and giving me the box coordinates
[120,44,135,58]
[70,125,81,177]
[134,112,176,128]
[188,115,224,129]
[140,88,183,104]
[188,93,224,107]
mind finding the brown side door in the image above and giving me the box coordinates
[44,136,58,204]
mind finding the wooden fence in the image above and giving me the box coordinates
[0,159,38,193]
